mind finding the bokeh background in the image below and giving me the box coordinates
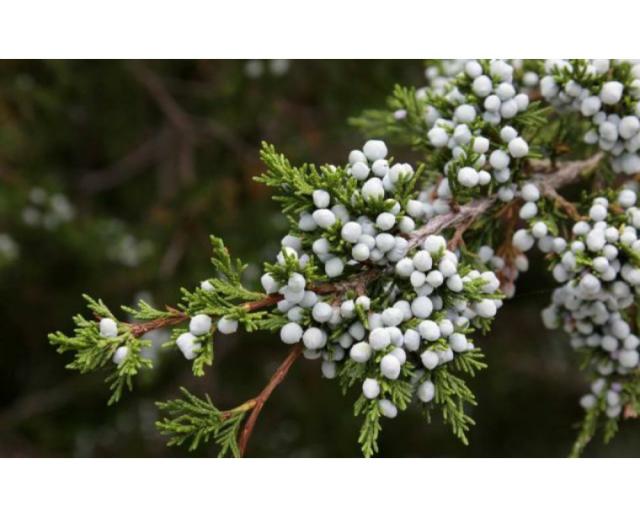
[1,60,639,457]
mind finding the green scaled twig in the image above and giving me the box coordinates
[157,343,304,457]
[156,387,255,457]
[48,295,154,405]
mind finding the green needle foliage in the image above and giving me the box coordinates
[156,387,250,457]
[49,295,153,405]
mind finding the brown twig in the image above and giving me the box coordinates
[237,343,304,456]
[542,186,584,221]
[130,308,189,338]
[408,196,496,250]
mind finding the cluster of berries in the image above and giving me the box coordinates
[240,141,502,417]
[540,188,640,418]
[539,59,640,175]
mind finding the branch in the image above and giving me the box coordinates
[129,308,188,338]
[128,62,194,135]
[238,343,304,456]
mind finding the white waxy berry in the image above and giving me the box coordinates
[514,93,529,111]
[312,238,330,256]
[374,233,394,254]
[513,229,534,251]
[423,235,446,254]
[112,346,129,366]
[438,258,457,277]
[521,183,540,202]
[261,273,279,295]
[350,162,370,181]
[312,302,333,323]
[352,243,370,262]
[476,299,497,318]
[620,116,640,140]
[500,100,518,118]
[454,104,476,123]
[519,202,538,220]
[341,221,362,243]
[298,213,317,231]
[618,189,637,208]
[312,189,331,209]
[426,270,444,287]
[532,221,548,238]
[378,399,398,418]
[176,332,201,360]
[362,378,381,399]
[412,250,433,272]
[200,280,214,292]
[369,327,391,350]
[382,307,404,327]
[489,150,510,170]
[580,394,597,409]
[349,150,366,164]
[421,350,439,370]
[287,307,304,322]
[484,94,501,112]
[288,272,306,293]
[403,329,421,351]
[457,166,479,188]
[406,199,424,218]
[579,273,601,295]
[303,327,327,350]
[218,317,238,335]
[376,212,396,231]
[581,96,602,116]
[300,291,318,308]
[395,257,414,277]
[464,60,483,78]
[380,354,401,379]
[99,318,118,338]
[411,296,433,319]
[589,204,607,222]
[428,127,449,147]
[619,349,639,368]
[473,136,490,154]
[340,300,355,319]
[313,208,336,229]
[472,75,493,97]
[355,296,371,311]
[500,126,518,143]
[600,81,624,105]
[361,178,385,200]
[190,314,212,336]
[446,274,463,292]
[496,82,515,100]
[449,333,468,353]
[417,380,436,403]
[280,322,303,344]
[508,137,529,158]
[325,257,344,277]
[351,341,372,363]
[321,361,337,379]
[372,159,390,177]
[419,320,441,341]
[399,216,415,233]
[363,140,388,161]
[498,186,515,202]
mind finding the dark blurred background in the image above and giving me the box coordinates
[1,60,638,457]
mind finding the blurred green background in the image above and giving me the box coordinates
[1,60,638,457]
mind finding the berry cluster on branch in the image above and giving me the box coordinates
[50,59,640,457]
